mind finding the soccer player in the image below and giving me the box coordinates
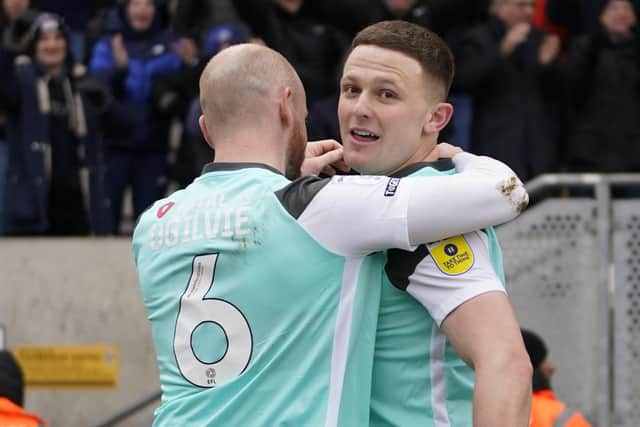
[132,43,528,426]
[338,21,533,426]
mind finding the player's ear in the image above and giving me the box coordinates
[423,102,453,134]
[278,86,294,127]
[199,115,214,149]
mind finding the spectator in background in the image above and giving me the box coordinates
[89,0,188,234]
[84,1,125,62]
[452,0,563,182]
[171,0,243,41]
[545,0,604,40]
[30,0,110,62]
[232,0,349,105]
[306,90,340,143]
[303,0,491,39]
[0,0,37,234]
[564,0,640,177]
[2,4,39,55]
[522,329,592,427]
[305,49,346,144]
[0,0,25,20]
[0,350,47,427]
[3,13,112,235]
[1,0,32,33]
[546,0,640,41]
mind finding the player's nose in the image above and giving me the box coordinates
[353,92,373,119]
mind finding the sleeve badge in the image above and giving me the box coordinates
[428,235,474,276]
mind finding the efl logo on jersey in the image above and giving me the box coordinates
[157,201,175,218]
[429,235,474,275]
[384,178,401,197]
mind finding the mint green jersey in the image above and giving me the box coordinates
[132,163,438,427]
[370,160,507,427]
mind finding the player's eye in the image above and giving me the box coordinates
[380,89,396,100]
[341,84,360,95]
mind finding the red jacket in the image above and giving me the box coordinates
[0,397,47,427]
[530,390,592,427]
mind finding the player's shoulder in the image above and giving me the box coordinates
[391,159,456,178]
[275,173,406,219]
[274,175,330,219]
[132,190,183,243]
[385,229,493,287]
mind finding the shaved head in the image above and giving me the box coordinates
[199,43,305,139]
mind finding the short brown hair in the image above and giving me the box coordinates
[352,20,455,98]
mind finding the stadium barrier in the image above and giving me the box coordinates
[0,238,158,427]
[498,173,640,427]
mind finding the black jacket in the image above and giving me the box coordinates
[565,28,640,171]
[4,57,113,234]
[233,0,349,104]
[453,17,562,181]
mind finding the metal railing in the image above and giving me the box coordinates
[0,324,5,350]
[523,173,640,427]
[91,389,161,427]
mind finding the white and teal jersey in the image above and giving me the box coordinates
[370,160,507,427]
[132,163,439,427]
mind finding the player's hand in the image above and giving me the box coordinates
[301,139,351,177]
[436,142,464,159]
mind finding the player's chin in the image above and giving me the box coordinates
[343,152,375,175]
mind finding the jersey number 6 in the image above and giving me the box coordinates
[173,253,253,387]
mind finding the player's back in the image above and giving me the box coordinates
[132,164,383,426]
[370,160,506,427]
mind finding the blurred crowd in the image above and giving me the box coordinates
[0,0,638,236]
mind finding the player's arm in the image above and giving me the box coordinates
[399,231,507,324]
[441,292,532,427]
[292,152,528,256]
[397,231,532,426]
[405,150,528,247]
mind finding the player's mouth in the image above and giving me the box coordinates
[349,128,380,145]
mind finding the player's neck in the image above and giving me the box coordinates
[386,140,439,175]
[420,147,440,162]
[213,137,284,174]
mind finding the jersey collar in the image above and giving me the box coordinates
[390,159,455,178]
[201,162,283,176]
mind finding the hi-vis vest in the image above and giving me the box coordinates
[0,398,47,427]
[530,390,592,427]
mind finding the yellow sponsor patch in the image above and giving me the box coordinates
[429,235,474,275]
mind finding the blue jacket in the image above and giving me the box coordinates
[88,6,181,151]
[5,57,112,234]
